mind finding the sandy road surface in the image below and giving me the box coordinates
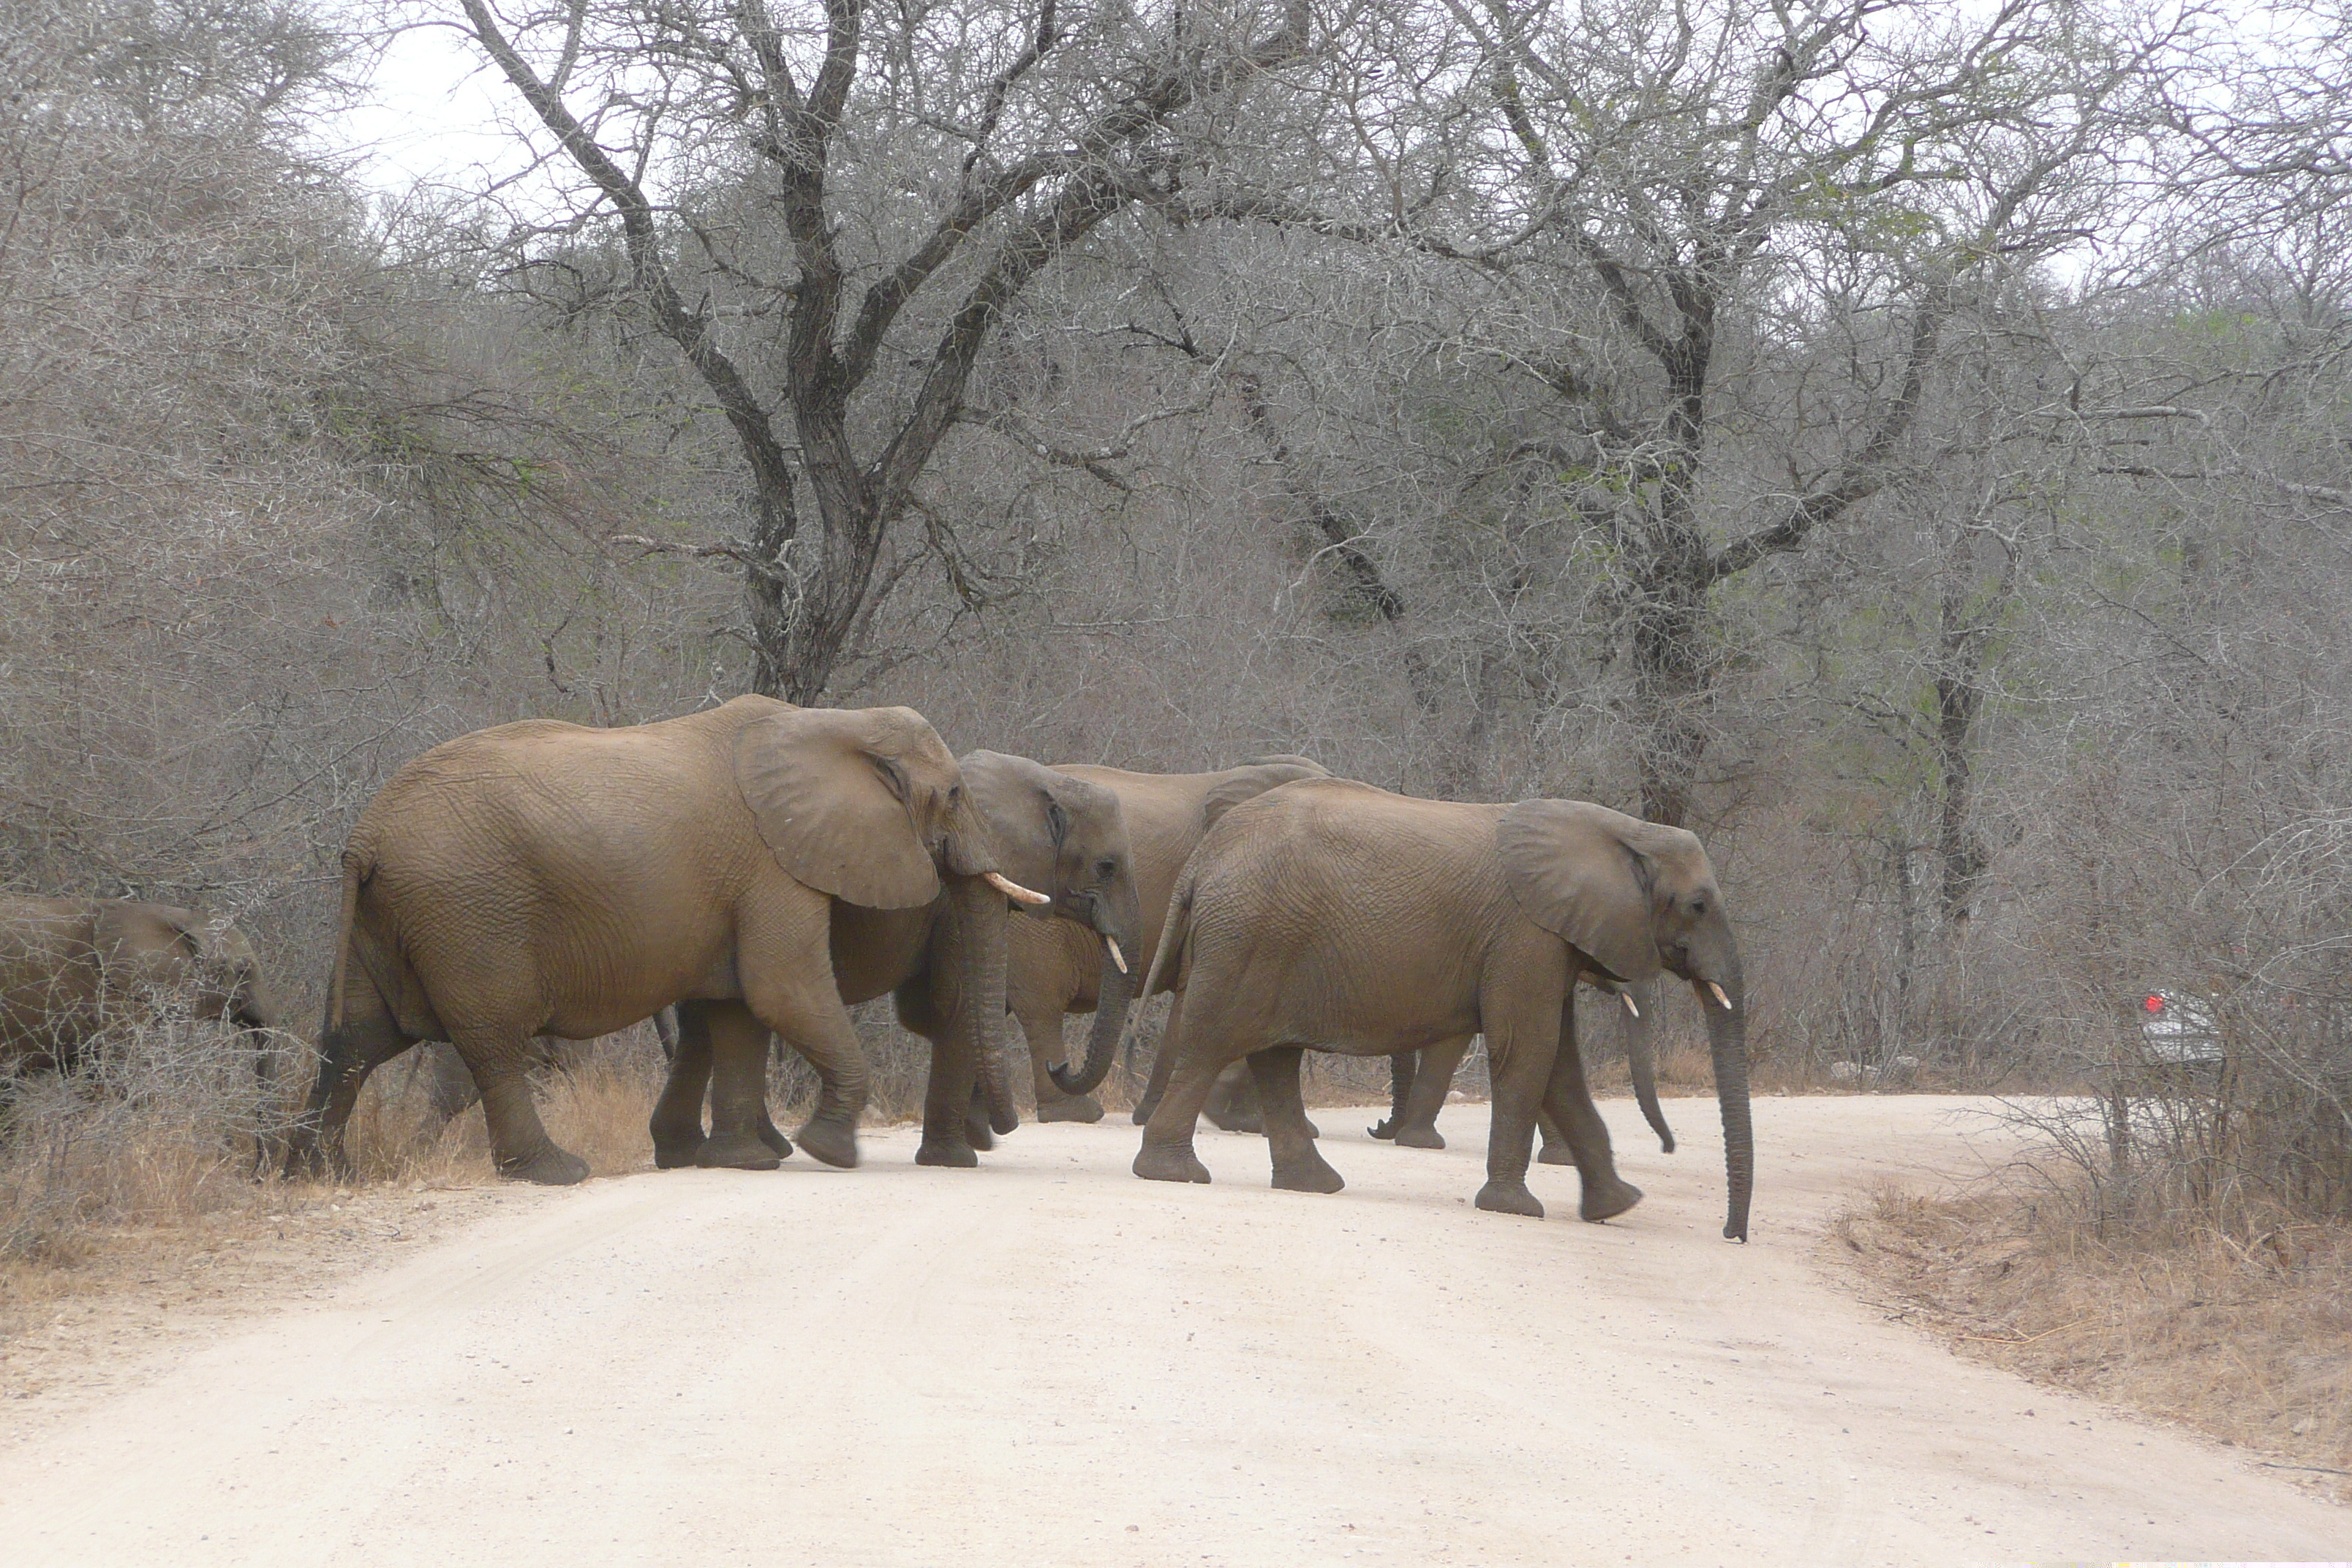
[1,1096,2345,1567]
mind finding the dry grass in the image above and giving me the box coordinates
[1836,1180,2352,1496]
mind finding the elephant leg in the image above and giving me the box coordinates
[456,1029,589,1186]
[1134,987,1247,1186]
[1472,968,1567,1219]
[739,901,870,1171]
[1202,1061,1264,1134]
[1535,1108,1576,1165]
[284,995,412,1181]
[1023,1003,1103,1124]
[696,1001,783,1171]
[1393,1035,1472,1150]
[1542,995,1641,1222]
[1250,1047,1343,1194]
[1129,985,1186,1126]
[747,998,866,1172]
[411,1041,481,1156]
[649,1003,714,1168]
[1369,1051,1416,1139]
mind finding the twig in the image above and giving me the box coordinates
[2258,1462,2352,1477]
[1960,1319,2087,1345]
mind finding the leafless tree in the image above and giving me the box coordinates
[449,0,1317,700]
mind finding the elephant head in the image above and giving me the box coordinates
[97,903,279,1034]
[957,751,1144,1100]
[734,705,1031,1131]
[1496,800,1752,1242]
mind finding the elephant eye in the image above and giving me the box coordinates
[1689,897,1707,916]
[1096,859,1117,880]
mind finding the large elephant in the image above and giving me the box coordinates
[1128,780,1754,1241]
[1003,755,1326,1123]
[1369,981,1677,1157]
[283,697,1044,1185]
[647,749,1144,1167]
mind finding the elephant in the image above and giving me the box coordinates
[0,894,282,1158]
[1368,980,1676,1157]
[1126,779,1754,1241]
[994,755,1327,1124]
[282,697,1047,1185]
[646,749,1145,1168]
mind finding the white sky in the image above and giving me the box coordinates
[318,10,536,198]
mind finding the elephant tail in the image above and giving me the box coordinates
[322,849,366,1039]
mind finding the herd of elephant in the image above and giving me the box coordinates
[0,696,1752,1240]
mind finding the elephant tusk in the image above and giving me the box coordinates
[1706,981,1734,1011]
[984,870,1052,906]
[1104,936,1128,975]
[1620,991,1640,1019]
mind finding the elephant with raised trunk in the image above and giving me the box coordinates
[1003,755,1327,1123]
[284,697,1046,1184]
[1128,780,1754,1241]
[649,750,1144,1168]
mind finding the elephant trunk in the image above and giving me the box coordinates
[950,875,1019,1137]
[1052,935,1136,1096]
[1623,979,1676,1154]
[1700,966,1753,1242]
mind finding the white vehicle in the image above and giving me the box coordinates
[2136,990,2224,1066]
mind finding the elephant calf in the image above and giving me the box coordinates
[1,894,279,1068]
[0,895,282,1155]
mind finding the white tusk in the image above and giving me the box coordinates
[1105,936,1128,975]
[1620,992,1640,1019]
[984,870,1051,906]
[1707,981,1733,1010]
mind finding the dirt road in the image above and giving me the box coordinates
[1,1095,2345,1565]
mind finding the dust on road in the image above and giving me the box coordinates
[0,1095,2343,1566]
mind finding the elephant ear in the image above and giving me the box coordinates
[734,707,941,909]
[1200,757,1330,832]
[1497,799,1684,984]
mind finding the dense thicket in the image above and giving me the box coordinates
[3,0,2347,1226]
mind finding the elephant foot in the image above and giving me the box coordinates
[1393,1125,1445,1150]
[1579,1177,1644,1223]
[694,1131,781,1171]
[1367,1117,1398,1140]
[498,1144,592,1186]
[755,1117,794,1159]
[1037,1093,1105,1124]
[1535,1139,1575,1166]
[651,1132,706,1170]
[1474,1180,1545,1218]
[915,1137,979,1168]
[794,1117,861,1170]
[1134,1142,1212,1184]
[1205,1107,1264,1134]
[963,1112,997,1152]
[1270,1151,1346,1194]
